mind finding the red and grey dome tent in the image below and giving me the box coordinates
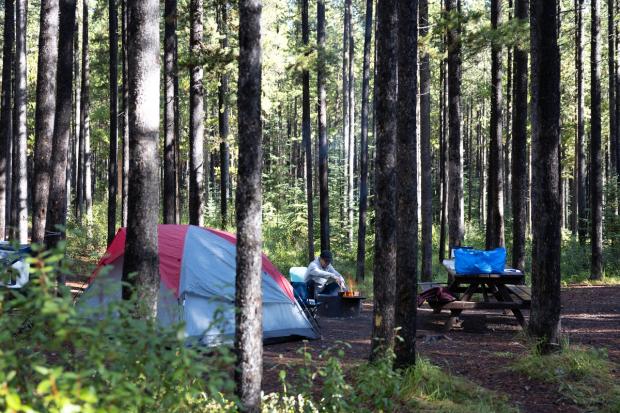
[79,224,319,344]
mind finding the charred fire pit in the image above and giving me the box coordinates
[317,291,365,318]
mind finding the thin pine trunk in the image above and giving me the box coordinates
[512,0,528,271]
[356,0,373,282]
[576,0,587,244]
[302,0,315,263]
[317,0,330,251]
[189,0,205,226]
[529,0,562,351]
[108,0,119,245]
[235,0,263,408]
[447,0,464,251]
[486,0,505,249]
[46,0,77,253]
[79,0,91,221]
[122,0,161,318]
[120,0,127,225]
[32,0,59,243]
[394,0,418,369]
[13,0,28,244]
[370,0,397,361]
[591,0,604,279]
[219,1,230,229]
[163,0,178,224]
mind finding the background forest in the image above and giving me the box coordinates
[1,0,619,286]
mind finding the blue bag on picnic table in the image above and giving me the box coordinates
[454,247,506,274]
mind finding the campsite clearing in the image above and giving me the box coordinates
[263,284,620,413]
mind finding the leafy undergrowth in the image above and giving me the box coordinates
[266,346,516,412]
[511,344,620,412]
[1,245,516,412]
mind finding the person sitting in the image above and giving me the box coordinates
[304,250,347,296]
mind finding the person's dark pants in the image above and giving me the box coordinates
[319,282,341,296]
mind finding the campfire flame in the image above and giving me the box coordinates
[343,277,361,297]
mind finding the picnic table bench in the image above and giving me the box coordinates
[429,259,531,332]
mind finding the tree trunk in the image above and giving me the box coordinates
[356,0,373,282]
[439,52,448,262]
[0,0,14,241]
[609,0,617,176]
[529,0,562,351]
[348,23,355,247]
[46,0,77,251]
[302,0,315,263]
[486,0,505,249]
[219,1,230,229]
[79,0,91,222]
[420,0,432,281]
[32,0,59,244]
[317,0,330,251]
[108,0,119,245]
[370,0,397,361]
[576,0,587,244]
[13,0,28,244]
[189,0,205,226]
[235,0,263,408]
[121,0,128,226]
[122,0,161,318]
[394,0,418,369]
[163,0,178,224]
[591,0,604,279]
[512,0,528,271]
[342,0,351,245]
[447,0,464,251]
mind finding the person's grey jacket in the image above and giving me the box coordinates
[304,257,345,291]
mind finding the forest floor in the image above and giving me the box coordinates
[263,285,620,412]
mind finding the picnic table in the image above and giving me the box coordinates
[428,259,531,332]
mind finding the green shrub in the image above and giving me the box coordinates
[0,244,236,412]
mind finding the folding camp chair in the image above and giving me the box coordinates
[291,281,322,332]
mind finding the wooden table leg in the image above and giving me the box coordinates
[442,282,478,332]
[496,284,526,327]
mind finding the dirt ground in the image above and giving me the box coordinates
[263,285,620,412]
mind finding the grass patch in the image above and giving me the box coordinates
[400,357,517,412]
[511,344,620,412]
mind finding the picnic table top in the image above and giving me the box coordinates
[442,259,524,278]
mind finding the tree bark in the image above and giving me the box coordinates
[317,0,330,251]
[0,0,14,242]
[108,0,119,245]
[447,0,464,251]
[486,0,505,250]
[591,0,604,279]
[356,0,373,282]
[122,0,161,318]
[529,0,562,350]
[219,1,230,229]
[609,0,617,176]
[235,0,263,408]
[419,0,432,281]
[576,0,587,244]
[121,0,128,226]
[79,0,91,221]
[302,0,315,263]
[512,0,528,271]
[189,0,205,226]
[163,0,178,224]
[13,0,28,244]
[46,0,77,250]
[394,0,418,369]
[32,0,59,244]
[370,0,397,361]
[439,52,448,262]
[342,0,351,245]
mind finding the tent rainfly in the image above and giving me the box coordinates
[78,225,319,344]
